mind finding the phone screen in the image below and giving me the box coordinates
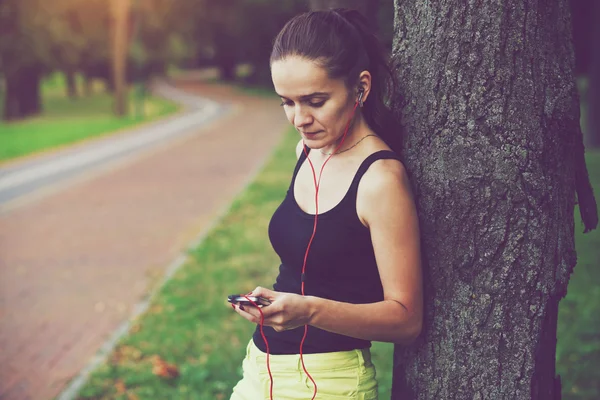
[228,295,271,307]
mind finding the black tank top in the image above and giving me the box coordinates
[252,148,403,354]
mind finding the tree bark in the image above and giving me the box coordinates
[390,0,598,398]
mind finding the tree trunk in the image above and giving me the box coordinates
[390,0,598,398]
[213,26,237,82]
[83,73,93,96]
[309,0,379,31]
[21,66,41,116]
[111,0,129,117]
[585,0,600,148]
[65,69,78,99]
[2,65,42,121]
[3,76,21,121]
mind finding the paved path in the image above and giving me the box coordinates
[0,81,226,210]
[0,79,288,400]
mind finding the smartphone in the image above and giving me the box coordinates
[228,294,271,307]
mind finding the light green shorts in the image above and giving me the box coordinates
[230,339,378,400]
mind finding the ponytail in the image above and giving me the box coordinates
[332,9,402,152]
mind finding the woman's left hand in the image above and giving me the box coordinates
[232,287,315,332]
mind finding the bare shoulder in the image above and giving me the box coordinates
[357,157,415,226]
[362,158,411,195]
[295,139,304,160]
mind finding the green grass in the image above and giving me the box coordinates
[557,150,600,400]
[0,74,180,162]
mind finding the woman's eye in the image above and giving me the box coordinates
[279,100,325,108]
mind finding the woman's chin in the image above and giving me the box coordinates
[301,136,323,148]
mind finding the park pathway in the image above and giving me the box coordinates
[0,77,288,400]
[0,80,226,209]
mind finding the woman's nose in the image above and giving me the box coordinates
[293,106,313,128]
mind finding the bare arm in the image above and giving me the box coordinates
[307,160,423,344]
[234,159,423,344]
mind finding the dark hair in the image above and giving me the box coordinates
[270,8,401,151]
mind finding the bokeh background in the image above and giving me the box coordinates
[0,0,598,399]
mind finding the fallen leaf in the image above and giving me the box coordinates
[115,380,126,394]
[151,355,180,379]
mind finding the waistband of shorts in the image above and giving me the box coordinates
[245,338,372,372]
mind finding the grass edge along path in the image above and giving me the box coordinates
[0,86,182,164]
[74,126,598,399]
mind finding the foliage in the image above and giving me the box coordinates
[168,0,307,82]
[0,0,45,74]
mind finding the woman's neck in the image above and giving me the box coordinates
[320,117,373,156]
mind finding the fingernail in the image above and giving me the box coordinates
[239,305,245,311]
[231,304,235,310]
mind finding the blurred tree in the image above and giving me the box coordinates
[111,0,130,117]
[237,0,307,85]
[135,0,191,79]
[169,0,240,81]
[74,0,112,96]
[172,0,306,85]
[172,0,214,68]
[46,0,89,99]
[569,0,594,76]
[0,0,114,119]
[211,0,239,81]
[390,0,597,399]
[0,0,197,120]
[0,0,52,120]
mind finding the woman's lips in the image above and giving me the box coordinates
[302,130,322,136]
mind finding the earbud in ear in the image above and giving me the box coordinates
[357,87,365,107]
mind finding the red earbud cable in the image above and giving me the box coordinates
[250,99,361,400]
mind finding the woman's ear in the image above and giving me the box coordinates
[357,70,372,105]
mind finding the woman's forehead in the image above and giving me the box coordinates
[271,56,343,98]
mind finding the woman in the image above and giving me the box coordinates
[230,8,423,400]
